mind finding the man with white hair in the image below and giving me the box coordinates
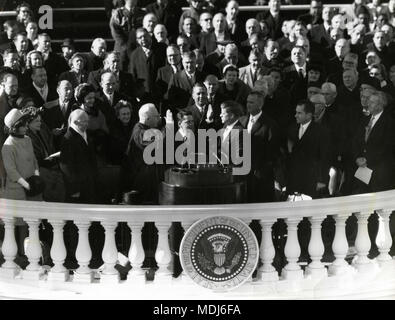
[200,12,230,56]
[352,91,395,193]
[326,38,351,76]
[123,103,172,203]
[84,38,107,74]
[60,109,98,204]
[321,82,342,115]
[142,12,158,37]
[153,24,169,45]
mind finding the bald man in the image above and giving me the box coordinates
[122,104,172,204]
[60,109,98,204]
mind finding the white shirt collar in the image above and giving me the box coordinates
[104,91,114,103]
[301,120,311,131]
[223,119,239,141]
[371,110,383,128]
[249,111,262,123]
[33,82,48,98]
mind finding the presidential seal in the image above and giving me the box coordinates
[180,216,259,291]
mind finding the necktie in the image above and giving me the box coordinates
[298,68,304,79]
[248,117,255,134]
[365,116,374,142]
[299,124,304,139]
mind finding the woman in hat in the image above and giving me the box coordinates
[59,53,89,89]
[1,108,42,201]
[22,107,66,202]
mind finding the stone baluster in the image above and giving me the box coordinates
[154,222,172,283]
[23,219,43,280]
[257,219,278,282]
[74,221,93,282]
[179,220,194,283]
[100,221,120,283]
[127,221,146,284]
[375,209,394,267]
[0,218,19,278]
[328,214,353,276]
[281,217,304,280]
[305,216,327,279]
[352,212,377,272]
[47,220,69,282]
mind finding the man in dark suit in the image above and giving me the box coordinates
[225,0,245,45]
[23,66,58,108]
[308,6,334,48]
[239,91,280,203]
[128,28,167,98]
[184,83,216,131]
[297,0,323,29]
[146,0,182,43]
[200,13,231,56]
[219,100,245,169]
[286,99,331,198]
[167,50,206,112]
[60,109,98,204]
[155,45,182,109]
[352,92,395,194]
[283,46,309,106]
[88,52,134,97]
[364,30,395,69]
[41,80,75,150]
[256,0,284,40]
[325,38,351,80]
[96,72,129,130]
[83,38,107,74]
[36,33,70,84]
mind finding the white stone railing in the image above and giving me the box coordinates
[0,190,394,299]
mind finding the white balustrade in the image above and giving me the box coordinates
[47,220,68,282]
[100,221,119,283]
[23,218,43,280]
[328,214,353,276]
[154,222,172,283]
[353,212,377,273]
[127,221,146,284]
[74,221,93,282]
[1,188,395,298]
[375,209,394,266]
[281,217,304,280]
[305,216,327,279]
[257,219,278,282]
[0,218,19,278]
[179,220,194,283]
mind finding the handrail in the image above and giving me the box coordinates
[1,189,394,222]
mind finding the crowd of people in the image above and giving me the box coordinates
[0,0,395,207]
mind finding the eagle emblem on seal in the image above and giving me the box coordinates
[197,232,242,275]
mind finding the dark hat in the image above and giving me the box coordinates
[25,176,45,197]
[307,63,323,73]
[61,38,75,48]
[121,190,142,205]
[216,39,234,46]
[355,5,370,17]
[360,74,381,90]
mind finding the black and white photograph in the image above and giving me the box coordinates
[0,0,395,302]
